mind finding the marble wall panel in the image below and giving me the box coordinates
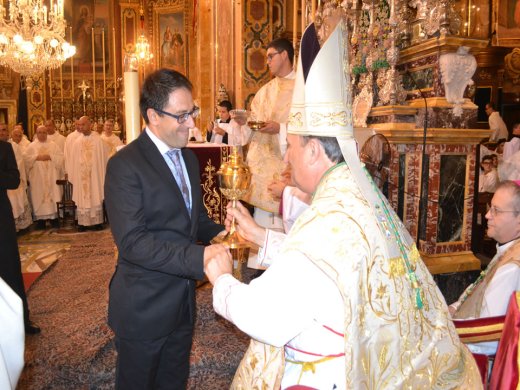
[437,154,467,242]
[388,142,477,254]
[415,107,479,129]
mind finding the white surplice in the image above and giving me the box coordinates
[68,132,109,226]
[101,133,123,156]
[24,139,63,220]
[489,111,508,142]
[6,141,32,231]
[63,130,83,176]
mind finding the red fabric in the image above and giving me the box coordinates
[453,315,505,343]
[490,292,520,389]
[285,386,317,390]
[472,353,489,386]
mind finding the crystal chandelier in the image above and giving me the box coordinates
[0,0,76,78]
[135,2,152,66]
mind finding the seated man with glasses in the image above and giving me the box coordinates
[450,180,520,354]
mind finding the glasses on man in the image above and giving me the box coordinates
[488,205,519,217]
[154,106,200,124]
[266,51,281,62]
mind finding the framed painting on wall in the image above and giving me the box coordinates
[154,4,188,76]
[493,0,520,46]
[64,0,113,74]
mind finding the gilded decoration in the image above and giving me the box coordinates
[201,146,231,224]
[310,111,349,127]
[505,48,520,85]
[288,111,303,128]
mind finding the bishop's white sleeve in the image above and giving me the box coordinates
[278,123,287,155]
[213,250,323,347]
[481,263,520,317]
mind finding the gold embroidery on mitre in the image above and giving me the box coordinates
[310,111,348,127]
[288,111,303,128]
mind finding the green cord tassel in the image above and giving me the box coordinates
[415,288,423,310]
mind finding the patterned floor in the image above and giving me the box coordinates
[18,228,85,289]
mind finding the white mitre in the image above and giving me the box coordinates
[288,20,424,306]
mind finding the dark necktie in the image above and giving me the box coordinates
[166,149,191,213]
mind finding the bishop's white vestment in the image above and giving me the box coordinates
[24,140,63,220]
[214,163,481,389]
[68,132,109,226]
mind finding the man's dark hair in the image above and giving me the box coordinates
[218,100,232,112]
[139,69,193,124]
[268,38,294,65]
[302,135,345,164]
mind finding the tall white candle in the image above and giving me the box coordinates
[124,70,140,143]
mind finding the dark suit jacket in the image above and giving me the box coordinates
[0,141,29,320]
[104,131,223,340]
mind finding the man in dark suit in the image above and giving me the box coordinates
[104,69,229,389]
[0,135,40,334]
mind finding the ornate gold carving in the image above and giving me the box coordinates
[201,158,224,224]
[309,110,349,127]
[288,111,303,128]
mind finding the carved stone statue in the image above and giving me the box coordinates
[439,46,477,116]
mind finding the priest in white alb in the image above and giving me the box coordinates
[100,119,123,156]
[240,38,295,233]
[24,125,63,227]
[68,116,109,231]
[1,124,32,231]
[63,119,83,177]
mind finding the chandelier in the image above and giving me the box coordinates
[0,0,76,78]
[135,2,152,66]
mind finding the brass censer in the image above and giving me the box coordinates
[215,146,252,279]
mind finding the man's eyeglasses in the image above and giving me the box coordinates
[488,205,519,217]
[266,51,281,62]
[154,106,200,124]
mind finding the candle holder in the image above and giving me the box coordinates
[212,146,252,280]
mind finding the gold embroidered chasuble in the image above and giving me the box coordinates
[231,163,481,389]
[243,75,295,213]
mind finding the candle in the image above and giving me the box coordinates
[48,68,52,95]
[124,70,140,143]
[91,27,96,99]
[102,28,106,98]
[292,0,297,49]
[70,26,74,99]
[311,0,315,21]
[59,63,63,102]
[113,27,117,99]
[301,0,305,35]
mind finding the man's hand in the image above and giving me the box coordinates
[226,201,266,246]
[214,126,226,136]
[259,121,280,134]
[267,179,287,200]
[203,244,232,284]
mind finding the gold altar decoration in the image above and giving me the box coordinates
[215,146,251,279]
[0,0,75,78]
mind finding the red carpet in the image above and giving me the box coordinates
[23,272,41,291]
